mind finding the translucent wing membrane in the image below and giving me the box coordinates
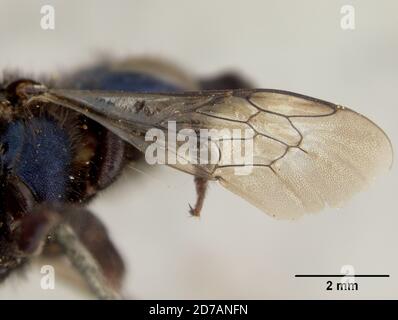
[38,89,393,219]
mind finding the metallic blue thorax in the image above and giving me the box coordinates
[2,67,178,203]
[1,119,70,201]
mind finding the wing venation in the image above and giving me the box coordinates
[38,89,392,219]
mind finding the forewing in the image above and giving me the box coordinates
[207,91,393,219]
[37,89,393,219]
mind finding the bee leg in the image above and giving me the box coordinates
[16,206,60,256]
[60,206,125,292]
[16,204,123,299]
[54,223,121,299]
[189,177,208,217]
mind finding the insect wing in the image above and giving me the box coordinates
[39,89,393,219]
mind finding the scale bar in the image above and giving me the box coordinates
[295,275,389,278]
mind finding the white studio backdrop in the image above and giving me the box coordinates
[0,0,397,299]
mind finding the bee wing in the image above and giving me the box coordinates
[39,89,393,219]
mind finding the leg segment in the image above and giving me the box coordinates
[189,177,208,217]
[15,203,124,299]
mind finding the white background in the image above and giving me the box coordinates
[0,0,397,299]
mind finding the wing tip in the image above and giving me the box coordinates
[343,107,393,172]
